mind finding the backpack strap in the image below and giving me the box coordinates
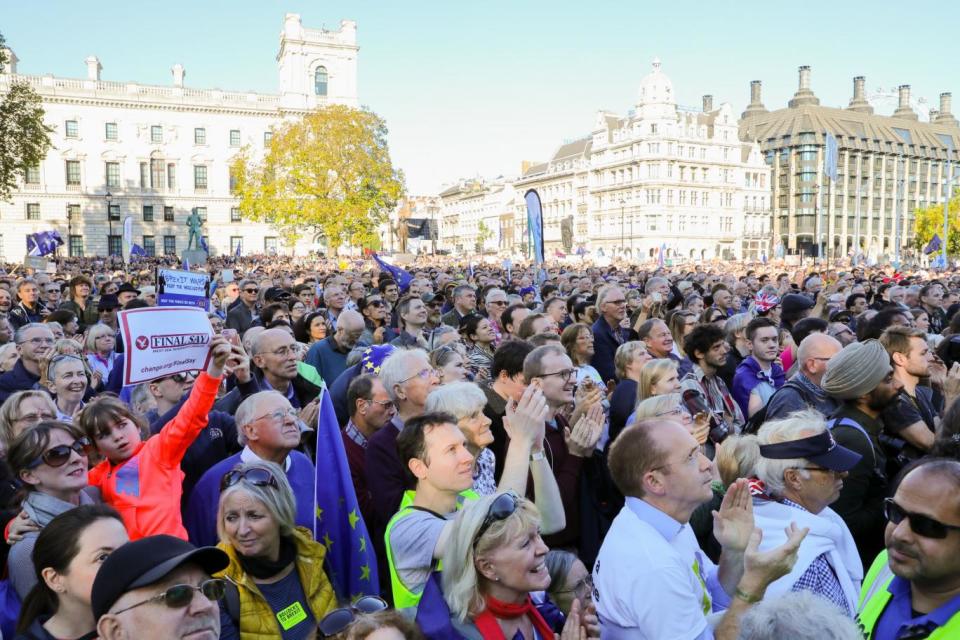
[223,577,241,625]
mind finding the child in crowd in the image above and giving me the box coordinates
[77,335,237,540]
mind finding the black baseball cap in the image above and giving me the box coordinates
[758,430,861,472]
[264,286,293,302]
[91,535,229,619]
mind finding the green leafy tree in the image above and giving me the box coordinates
[476,220,494,254]
[0,33,53,202]
[231,104,405,251]
[912,192,960,255]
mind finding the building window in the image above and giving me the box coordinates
[193,166,207,190]
[264,131,273,145]
[230,207,241,222]
[163,235,176,255]
[167,163,176,189]
[194,128,206,145]
[229,130,241,147]
[195,207,207,221]
[25,165,40,185]
[105,122,118,141]
[151,125,162,144]
[108,204,120,221]
[143,235,155,257]
[26,203,40,220]
[143,205,153,222]
[65,161,81,186]
[107,235,122,257]
[264,236,278,254]
[65,120,78,138]
[230,236,242,255]
[151,159,164,189]
[163,206,174,222]
[68,235,83,257]
[67,204,80,221]
[314,67,328,96]
[140,162,149,189]
[105,162,120,188]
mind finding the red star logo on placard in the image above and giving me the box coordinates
[135,335,149,350]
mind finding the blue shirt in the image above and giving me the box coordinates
[874,576,960,640]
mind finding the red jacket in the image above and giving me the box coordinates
[89,372,221,540]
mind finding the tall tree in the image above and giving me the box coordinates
[0,33,53,202]
[231,104,405,251]
[912,192,960,255]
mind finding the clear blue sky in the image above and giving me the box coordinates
[4,0,959,194]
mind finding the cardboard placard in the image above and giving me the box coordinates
[118,307,213,385]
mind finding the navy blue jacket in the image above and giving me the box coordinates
[589,317,637,384]
[0,360,41,405]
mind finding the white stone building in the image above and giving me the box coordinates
[438,178,517,255]
[0,13,358,259]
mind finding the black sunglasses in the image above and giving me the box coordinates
[27,437,94,469]
[473,492,519,549]
[318,596,388,637]
[220,467,279,492]
[113,579,226,615]
[243,288,259,293]
[884,498,960,539]
[366,299,385,307]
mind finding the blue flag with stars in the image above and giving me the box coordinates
[314,385,379,600]
[371,252,412,293]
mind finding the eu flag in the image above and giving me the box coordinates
[924,234,942,255]
[314,386,379,600]
[130,244,146,258]
[372,252,412,292]
[26,230,64,257]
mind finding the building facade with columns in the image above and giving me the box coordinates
[438,178,517,255]
[0,14,358,260]
[739,66,960,262]
[492,59,772,262]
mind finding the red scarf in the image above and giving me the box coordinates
[473,594,555,640]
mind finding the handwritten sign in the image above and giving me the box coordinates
[157,268,210,309]
[118,307,212,385]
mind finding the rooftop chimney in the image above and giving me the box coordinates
[847,75,873,113]
[1,48,18,75]
[702,95,713,112]
[741,80,768,119]
[171,63,185,88]
[893,84,918,120]
[788,65,820,108]
[935,92,958,126]
[84,56,101,81]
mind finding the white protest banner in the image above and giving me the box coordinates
[157,268,210,309]
[118,307,213,386]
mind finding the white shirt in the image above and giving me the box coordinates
[240,445,292,472]
[593,497,729,639]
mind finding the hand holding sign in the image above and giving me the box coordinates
[206,336,232,379]
[119,307,217,386]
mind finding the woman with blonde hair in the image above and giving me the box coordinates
[84,324,116,382]
[609,342,652,443]
[636,358,680,402]
[431,492,596,639]
[0,390,57,453]
[666,310,697,358]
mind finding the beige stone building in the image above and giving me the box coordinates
[739,66,960,262]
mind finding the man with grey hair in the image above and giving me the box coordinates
[753,409,863,614]
[305,309,365,385]
[738,591,864,640]
[591,284,637,383]
[0,323,53,404]
[184,390,316,546]
[764,333,843,421]
[441,284,477,328]
[225,278,260,334]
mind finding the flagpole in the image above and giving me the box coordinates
[945,152,953,269]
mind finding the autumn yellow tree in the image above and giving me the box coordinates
[912,192,960,255]
[231,104,405,251]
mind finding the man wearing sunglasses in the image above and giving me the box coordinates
[93,534,229,640]
[225,279,261,335]
[858,459,960,639]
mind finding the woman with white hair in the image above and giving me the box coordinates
[424,382,564,535]
[753,409,864,615]
[418,492,596,639]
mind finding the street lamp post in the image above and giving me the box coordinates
[944,161,959,268]
[105,190,113,257]
[619,198,625,259]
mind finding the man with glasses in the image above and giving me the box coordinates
[591,285,638,384]
[93,534,229,640]
[185,390,317,547]
[226,279,261,335]
[821,339,904,567]
[0,323,54,404]
[858,458,960,638]
[358,294,397,346]
[305,309,365,385]
[441,285,477,328]
[43,282,62,312]
[344,374,396,531]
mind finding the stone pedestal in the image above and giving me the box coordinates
[181,249,208,266]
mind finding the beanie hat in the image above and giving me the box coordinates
[781,293,815,316]
[820,340,892,400]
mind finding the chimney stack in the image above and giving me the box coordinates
[788,65,820,108]
[893,84,918,120]
[702,95,713,112]
[171,64,185,88]
[847,75,873,113]
[84,56,101,81]
[741,80,768,119]
[935,92,958,126]
[1,48,18,75]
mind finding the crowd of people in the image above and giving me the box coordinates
[0,251,957,638]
